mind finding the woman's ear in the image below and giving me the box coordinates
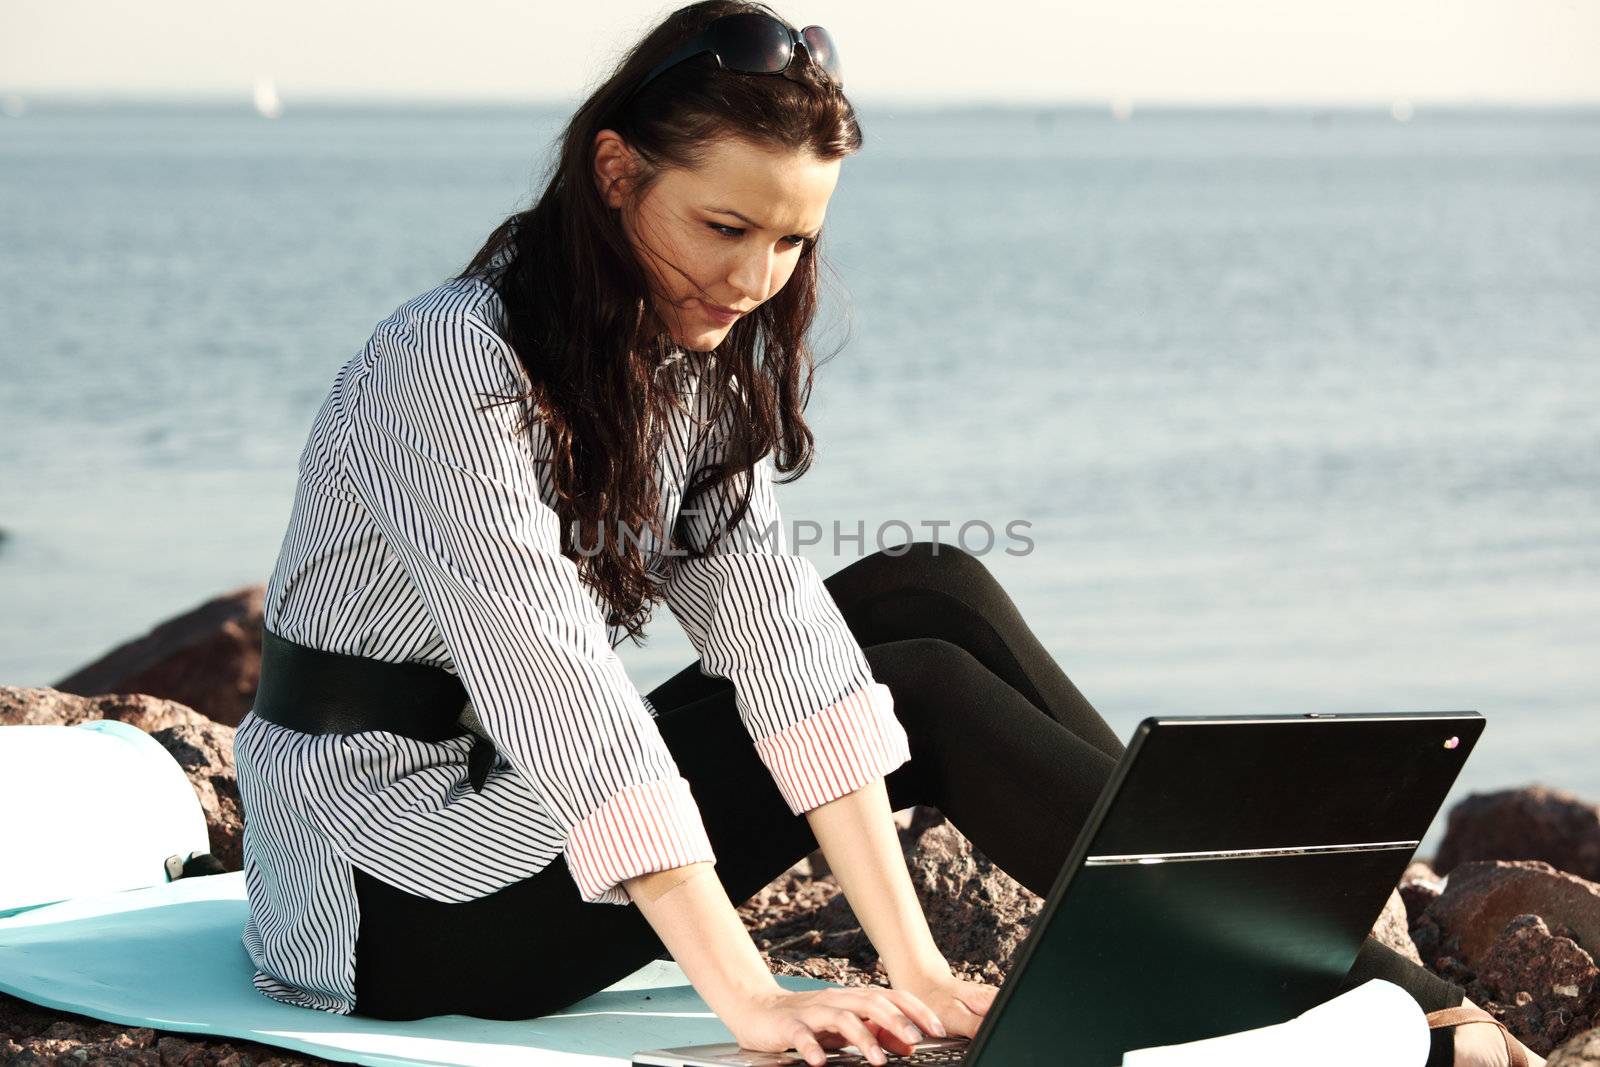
[592,129,635,210]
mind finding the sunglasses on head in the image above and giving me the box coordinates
[625,11,843,104]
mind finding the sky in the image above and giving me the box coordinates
[1,0,1597,106]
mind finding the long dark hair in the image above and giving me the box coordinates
[456,0,864,644]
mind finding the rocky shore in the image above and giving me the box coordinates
[3,587,1598,1064]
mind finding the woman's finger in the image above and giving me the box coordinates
[819,1005,886,1064]
[789,1022,828,1067]
[882,986,946,1038]
[854,989,923,1047]
[864,1019,918,1057]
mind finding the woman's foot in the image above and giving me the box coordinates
[1450,998,1546,1067]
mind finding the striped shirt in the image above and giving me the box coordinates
[234,264,912,1014]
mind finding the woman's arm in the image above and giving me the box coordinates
[626,862,944,1066]
[339,306,716,905]
[807,779,998,1038]
[804,777,946,984]
[625,863,779,1018]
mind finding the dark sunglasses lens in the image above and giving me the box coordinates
[799,25,842,85]
[708,12,795,74]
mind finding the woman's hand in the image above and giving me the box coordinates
[722,984,947,1066]
[888,966,999,1041]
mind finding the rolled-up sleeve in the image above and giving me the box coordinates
[664,387,911,816]
[339,306,715,905]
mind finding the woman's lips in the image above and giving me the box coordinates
[698,300,742,325]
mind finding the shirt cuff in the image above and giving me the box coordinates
[563,775,717,905]
[752,681,912,816]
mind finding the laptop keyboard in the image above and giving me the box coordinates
[883,1048,968,1064]
[821,1048,968,1065]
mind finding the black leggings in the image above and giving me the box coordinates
[351,542,1465,1065]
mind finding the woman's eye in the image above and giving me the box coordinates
[705,222,811,249]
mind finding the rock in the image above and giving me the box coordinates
[0,686,243,870]
[1467,913,1599,1054]
[1406,860,1440,882]
[1474,914,1597,1004]
[1420,861,1600,969]
[1435,787,1600,882]
[897,803,949,852]
[743,806,1042,989]
[51,586,265,727]
[896,815,1044,983]
[1550,1026,1600,1065]
[145,718,244,872]
[1371,888,1423,964]
[0,990,330,1065]
[1401,862,1445,928]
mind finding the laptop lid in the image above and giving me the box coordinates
[964,709,1484,1066]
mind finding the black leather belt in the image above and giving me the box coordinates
[252,628,499,792]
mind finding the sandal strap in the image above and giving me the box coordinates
[1424,1005,1529,1067]
[1426,1005,1496,1029]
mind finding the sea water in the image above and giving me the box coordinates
[2,101,1595,855]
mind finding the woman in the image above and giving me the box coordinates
[234,3,1538,1065]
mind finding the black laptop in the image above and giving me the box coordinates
[632,709,1484,1066]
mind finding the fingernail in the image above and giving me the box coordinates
[904,1024,923,1042]
[932,1020,948,1037]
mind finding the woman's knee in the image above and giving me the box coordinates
[864,636,989,727]
[828,539,1000,607]
[1343,936,1466,1012]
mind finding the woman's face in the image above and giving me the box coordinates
[594,130,840,352]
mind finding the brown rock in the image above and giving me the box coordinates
[1435,787,1600,882]
[1371,888,1423,964]
[0,686,243,870]
[51,586,265,727]
[1550,1026,1600,1065]
[897,803,949,851]
[895,816,1044,983]
[1475,914,1597,1004]
[1466,913,1599,1054]
[1400,862,1445,928]
[0,991,334,1065]
[1422,861,1600,968]
[743,806,1042,989]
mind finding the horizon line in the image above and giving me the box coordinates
[4,87,1600,112]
